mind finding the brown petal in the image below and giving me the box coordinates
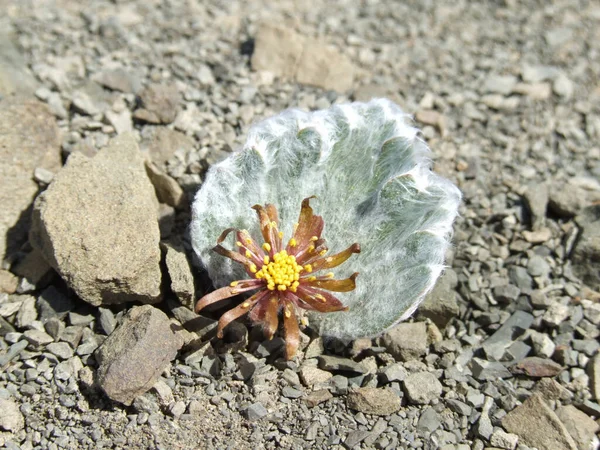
[311,243,361,271]
[290,197,324,258]
[195,280,261,313]
[304,272,359,292]
[236,229,265,262]
[293,286,349,313]
[252,203,282,252]
[216,290,270,338]
[213,244,259,275]
[248,294,280,339]
[283,302,300,360]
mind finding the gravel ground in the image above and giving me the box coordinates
[1,0,599,449]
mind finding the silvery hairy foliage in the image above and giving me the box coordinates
[190,99,461,339]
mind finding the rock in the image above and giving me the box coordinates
[46,342,74,360]
[140,126,196,167]
[402,371,443,405]
[417,407,441,433]
[295,41,354,92]
[15,295,37,328]
[522,228,552,244]
[0,97,61,261]
[251,25,304,80]
[502,393,577,450]
[493,284,521,304]
[105,109,133,135]
[548,183,595,218]
[92,68,142,94]
[470,358,512,380]
[243,402,268,421]
[482,310,534,361]
[0,32,38,96]
[527,255,550,277]
[0,399,24,432]
[521,64,560,83]
[418,271,459,328]
[523,182,548,229]
[347,387,401,415]
[543,302,570,327]
[23,329,54,348]
[555,405,599,450]
[513,82,552,100]
[317,355,367,374]
[533,378,572,402]
[529,330,556,358]
[98,308,117,335]
[553,74,574,99]
[508,266,533,290]
[36,285,74,322]
[145,161,186,209]
[345,430,371,448]
[510,357,563,377]
[483,75,517,95]
[572,206,600,290]
[379,363,408,384]
[30,133,162,306]
[381,322,428,361]
[490,430,519,450]
[72,91,100,116]
[299,365,332,387]
[133,84,180,124]
[476,398,494,440]
[162,243,195,309]
[95,305,183,405]
[415,110,447,136]
[252,25,354,92]
[589,353,600,401]
[0,270,18,294]
[304,389,332,407]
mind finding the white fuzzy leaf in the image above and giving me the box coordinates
[190,99,461,339]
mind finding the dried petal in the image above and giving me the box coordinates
[216,290,270,338]
[283,302,300,359]
[195,280,262,313]
[311,243,361,271]
[293,287,349,313]
[305,272,359,292]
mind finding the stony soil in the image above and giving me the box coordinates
[0,1,599,449]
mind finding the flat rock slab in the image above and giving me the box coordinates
[30,133,162,306]
[502,393,577,450]
[346,387,401,415]
[0,97,61,261]
[96,305,183,405]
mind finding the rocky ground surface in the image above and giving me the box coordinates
[1,0,600,449]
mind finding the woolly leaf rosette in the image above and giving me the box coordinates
[190,99,461,339]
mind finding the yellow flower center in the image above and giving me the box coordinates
[255,249,302,292]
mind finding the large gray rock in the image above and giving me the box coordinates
[572,205,600,290]
[251,25,354,92]
[502,393,577,450]
[30,133,162,306]
[95,305,183,405]
[0,98,61,262]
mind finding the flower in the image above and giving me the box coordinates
[195,197,360,359]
